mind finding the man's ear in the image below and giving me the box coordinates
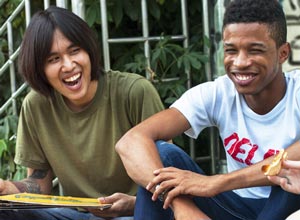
[279,42,291,64]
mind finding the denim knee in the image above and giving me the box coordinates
[155,140,204,174]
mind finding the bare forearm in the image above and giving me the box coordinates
[219,159,273,193]
[216,141,300,193]
[116,108,190,188]
[116,132,164,187]
[13,179,42,193]
[2,169,54,195]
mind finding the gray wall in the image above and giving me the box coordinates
[282,0,300,72]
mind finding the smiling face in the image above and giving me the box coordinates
[223,23,289,97]
[44,29,97,111]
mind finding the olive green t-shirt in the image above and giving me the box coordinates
[14,70,164,198]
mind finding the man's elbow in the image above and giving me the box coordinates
[115,133,130,157]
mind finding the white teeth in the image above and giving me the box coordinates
[64,73,81,82]
[236,74,252,81]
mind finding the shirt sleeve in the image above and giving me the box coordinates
[170,81,218,139]
[14,92,50,169]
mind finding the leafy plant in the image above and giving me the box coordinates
[0,115,26,180]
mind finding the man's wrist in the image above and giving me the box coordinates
[155,184,169,202]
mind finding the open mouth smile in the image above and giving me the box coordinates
[235,73,255,81]
[63,73,82,86]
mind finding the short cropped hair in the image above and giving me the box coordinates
[18,6,103,97]
[223,0,287,47]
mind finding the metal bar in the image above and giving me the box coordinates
[179,0,196,159]
[195,156,213,163]
[141,0,151,79]
[7,21,17,115]
[107,35,186,43]
[56,0,67,8]
[202,0,217,174]
[181,0,189,48]
[202,0,212,81]
[71,0,85,19]
[0,83,28,116]
[152,77,180,83]
[100,0,110,71]
[181,0,189,86]
[0,47,20,76]
[24,0,31,26]
[44,0,50,9]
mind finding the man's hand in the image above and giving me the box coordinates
[146,167,223,209]
[268,160,300,194]
[87,193,135,218]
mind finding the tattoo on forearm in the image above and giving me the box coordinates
[12,181,30,193]
[12,169,48,194]
[13,180,41,193]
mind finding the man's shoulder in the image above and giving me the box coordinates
[285,69,300,87]
[106,70,145,82]
[285,69,300,78]
[106,70,155,91]
[24,89,50,105]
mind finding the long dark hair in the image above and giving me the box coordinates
[18,6,103,97]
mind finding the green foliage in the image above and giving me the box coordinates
[0,0,27,180]
[84,0,208,107]
[0,115,26,180]
[121,36,209,106]
[0,0,26,66]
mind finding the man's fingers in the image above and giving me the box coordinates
[283,160,300,169]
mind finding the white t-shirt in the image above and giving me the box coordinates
[171,69,300,199]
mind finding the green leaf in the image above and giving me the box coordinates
[203,35,211,48]
[167,43,184,53]
[160,49,167,67]
[177,56,183,69]
[7,115,18,134]
[198,54,209,63]
[164,97,177,104]
[187,54,201,69]
[156,0,165,5]
[86,5,98,26]
[148,0,161,20]
[164,47,177,60]
[0,139,7,157]
[8,157,16,173]
[2,118,9,140]
[13,166,27,181]
[0,51,4,66]
[111,0,123,27]
[174,84,186,96]
[151,49,161,63]
[124,1,139,21]
[183,56,191,72]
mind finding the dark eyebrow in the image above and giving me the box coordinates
[223,42,234,47]
[249,42,267,48]
[47,43,78,57]
[223,42,267,48]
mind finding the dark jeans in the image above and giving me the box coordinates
[0,208,133,220]
[134,141,300,220]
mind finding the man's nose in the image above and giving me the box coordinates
[61,56,75,72]
[233,51,251,67]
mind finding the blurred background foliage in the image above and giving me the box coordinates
[0,0,211,180]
